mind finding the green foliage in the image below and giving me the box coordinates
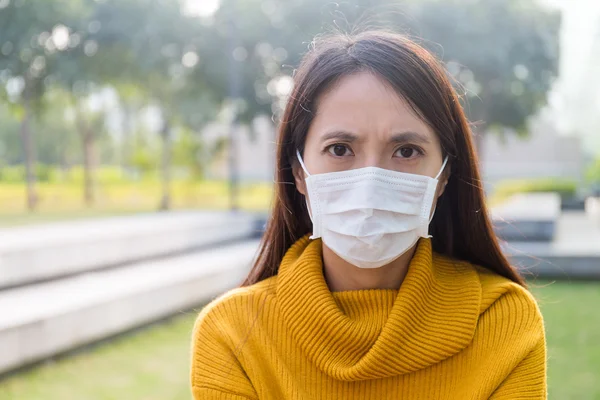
[0,0,562,144]
[171,128,227,180]
[586,158,600,184]
[202,0,560,130]
[404,0,560,132]
[34,164,57,182]
[0,164,59,182]
[0,166,25,182]
[0,0,563,210]
[0,165,126,184]
[0,0,90,103]
[130,144,159,176]
[172,128,200,173]
[0,105,22,164]
[494,178,578,200]
[64,166,125,184]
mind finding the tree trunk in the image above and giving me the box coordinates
[60,145,71,180]
[121,105,133,175]
[228,16,240,211]
[473,128,485,164]
[19,98,37,211]
[82,131,95,206]
[158,118,171,211]
[75,108,95,207]
[228,123,239,211]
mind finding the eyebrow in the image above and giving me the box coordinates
[389,131,431,145]
[320,130,431,145]
[320,131,359,143]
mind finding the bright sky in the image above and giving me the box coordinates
[539,0,562,8]
[183,0,220,17]
[534,0,600,153]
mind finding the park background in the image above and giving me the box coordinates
[0,0,599,399]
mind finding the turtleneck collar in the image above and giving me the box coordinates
[276,235,482,381]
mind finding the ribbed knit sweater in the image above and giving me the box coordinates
[190,236,547,399]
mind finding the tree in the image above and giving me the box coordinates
[86,0,220,210]
[0,0,560,213]
[0,104,22,166]
[0,0,90,209]
[403,0,560,152]
[172,126,227,181]
[200,0,559,144]
[33,88,79,169]
[114,82,145,173]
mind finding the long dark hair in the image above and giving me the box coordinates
[241,30,526,288]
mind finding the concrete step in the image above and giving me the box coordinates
[491,193,561,242]
[504,211,600,279]
[0,240,260,375]
[0,211,263,289]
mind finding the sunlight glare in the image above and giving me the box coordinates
[183,0,220,18]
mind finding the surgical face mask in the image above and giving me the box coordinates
[296,149,448,269]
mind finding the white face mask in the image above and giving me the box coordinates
[296,149,448,269]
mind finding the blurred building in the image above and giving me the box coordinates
[548,0,600,155]
[481,118,584,187]
[206,115,276,182]
[204,114,586,186]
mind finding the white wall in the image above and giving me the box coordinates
[482,125,584,187]
[205,115,276,182]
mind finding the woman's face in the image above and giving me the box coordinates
[294,72,447,196]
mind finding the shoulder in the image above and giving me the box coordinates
[474,264,545,340]
[192,275,278,341]
[474,264,540,314]
[190,279,273,399]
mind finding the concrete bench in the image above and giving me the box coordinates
[491,193,561,242]
[0,240,260,375]
[586,197,600,222]
[0,211,262,289]
[503,211,600,279]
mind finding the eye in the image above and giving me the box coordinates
[326,144,354,157]
[394,146,423,159]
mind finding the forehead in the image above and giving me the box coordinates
[311,72,435,138]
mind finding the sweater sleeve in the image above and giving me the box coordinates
[190,303,258,400]
[489,336,547,399]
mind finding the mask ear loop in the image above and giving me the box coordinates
[434,156,449,180]
[295,149,311,177]
[295,149,314,223]
[427,156,450,226]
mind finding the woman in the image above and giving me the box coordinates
[191,30,546,399]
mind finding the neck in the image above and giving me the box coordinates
[322,243,417,292]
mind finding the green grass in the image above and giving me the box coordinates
[0,282,599,399]
[530,280,600,399]
[0,180,273,227]
[0,311,201,400]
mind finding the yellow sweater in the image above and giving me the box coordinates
[190,236,547,399]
